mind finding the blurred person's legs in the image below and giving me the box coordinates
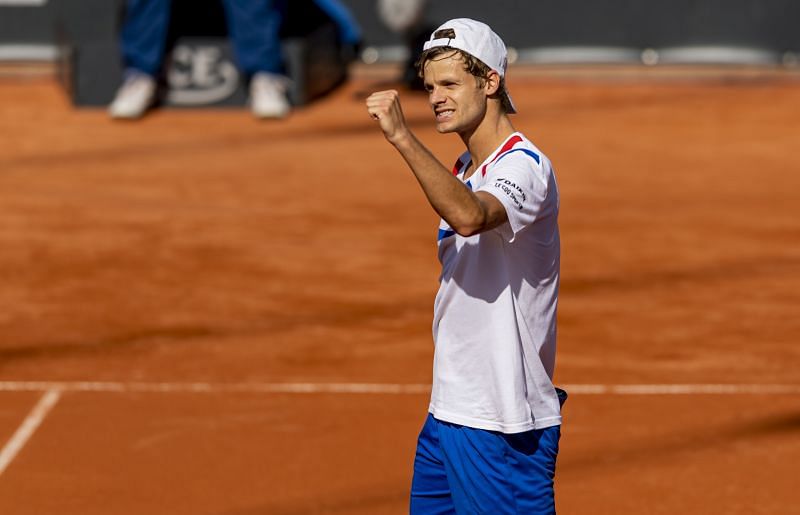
[222,0,290,118]
[109,0,170,119]
[112,0,291,119]
[120,0,171,76]
[313,0,362,49]
[110,0,342,119]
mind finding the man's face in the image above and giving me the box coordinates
[423,51,488,136]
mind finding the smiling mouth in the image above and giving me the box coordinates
[435,109,454,121]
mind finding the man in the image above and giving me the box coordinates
[109,0,291,119]
[108,0,360,120]
[366,18,564,514]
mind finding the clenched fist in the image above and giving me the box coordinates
[366,90,410,145]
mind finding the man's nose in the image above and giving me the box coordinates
[429,86,445,104]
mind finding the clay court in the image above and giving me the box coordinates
[1,64,799,514]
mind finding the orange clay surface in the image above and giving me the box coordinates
[1,67,799,514]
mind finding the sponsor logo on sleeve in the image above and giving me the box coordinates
[493,177,526,210]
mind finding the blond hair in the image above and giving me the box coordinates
[416,47,513,114]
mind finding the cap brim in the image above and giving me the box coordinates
[504,91,517,114]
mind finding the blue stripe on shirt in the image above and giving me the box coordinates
[494,148,541,165]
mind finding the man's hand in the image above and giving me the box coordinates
[366,90,410,145]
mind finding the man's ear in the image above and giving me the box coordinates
[484,70,501,96]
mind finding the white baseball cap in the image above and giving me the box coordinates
[422,18,516,113]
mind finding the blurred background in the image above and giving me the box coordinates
[2,0,799,109]
[1,2,799,514]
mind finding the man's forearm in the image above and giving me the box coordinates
[392,132,488,236]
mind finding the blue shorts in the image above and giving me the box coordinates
[410,414,560,514]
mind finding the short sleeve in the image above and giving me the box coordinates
[478,150,554,242]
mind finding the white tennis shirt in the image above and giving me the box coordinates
[429,132,562,433]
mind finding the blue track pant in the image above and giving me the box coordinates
[120,0,286,76]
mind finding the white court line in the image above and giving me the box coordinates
[0,382,798,395]
[564,383,800,395]
[0,381,431,395]
[0,389,61,477]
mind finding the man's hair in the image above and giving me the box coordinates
[415,47,513,114]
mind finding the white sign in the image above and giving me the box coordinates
[166,44,239,105]
[0,0,48,5]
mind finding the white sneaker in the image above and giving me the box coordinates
[249,72,291,119]
[108,71,157,119]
